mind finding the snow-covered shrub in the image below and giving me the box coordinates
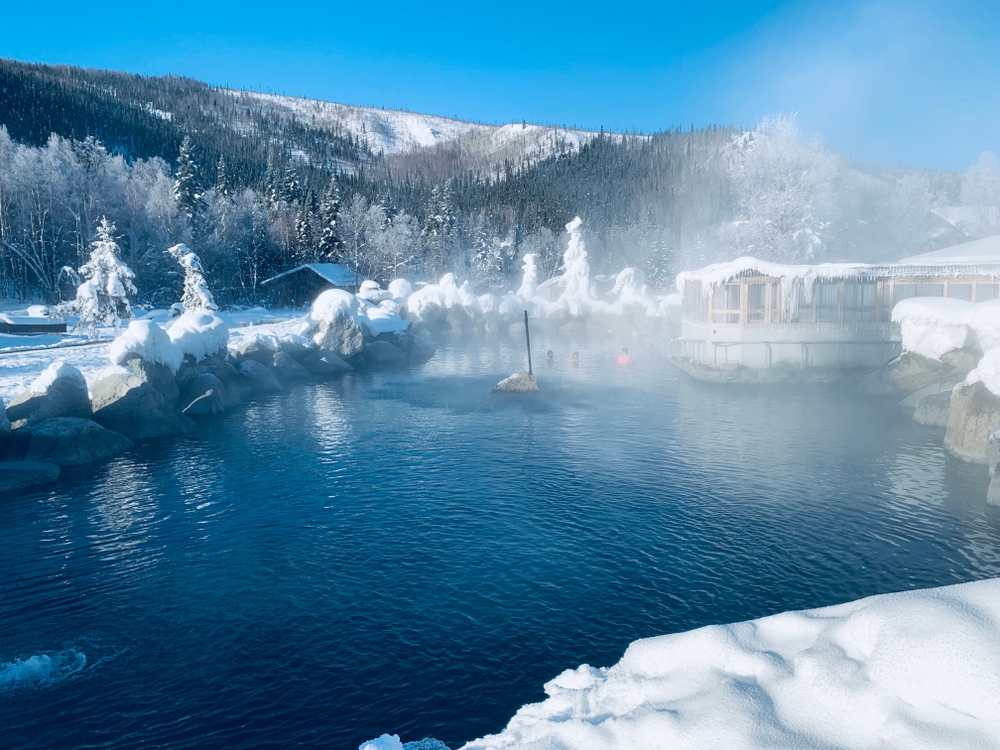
[109,319,184,373]
[167,244,217,312]
[167,312,228,362]
[75,217,137,337]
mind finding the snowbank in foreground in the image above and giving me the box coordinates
[452,578,1000,750]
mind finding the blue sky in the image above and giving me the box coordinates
[3,0,997,171]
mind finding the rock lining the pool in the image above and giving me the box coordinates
[492,371,540,393]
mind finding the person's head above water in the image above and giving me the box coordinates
[622,347,628,354]
[546,350,554,358]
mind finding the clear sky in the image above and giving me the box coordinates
[3,0,997,171]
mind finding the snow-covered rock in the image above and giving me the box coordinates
[388,278,413,300]
[492,371,539,393]
[91,371,193,439]
[892,298,975,361]
[167,312,229,363]
[461,578,1000,750]
[913,390,952,428]
[6,362,92,428]
[110,319,183,373]
[0,461,61,493]
[9,418,133,466]
[122,356,181,402]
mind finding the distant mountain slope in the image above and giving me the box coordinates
[235,90,611,175]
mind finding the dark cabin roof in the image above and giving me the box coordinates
[262,263,360,288]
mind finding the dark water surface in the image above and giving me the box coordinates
[3,335,1000,749]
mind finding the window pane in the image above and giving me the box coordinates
[894,284,917,306]
[726,284,741,310]
[948,283,972,301]
[978,284,999,302]
[920,283,944,297]
[713,286,726,310]
[748,284,766,309]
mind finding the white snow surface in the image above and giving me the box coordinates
[892,297,1000,360]
[965,348,1000,396]
[359,735,404,750]
[891,298,975,361]
[460,578,1000,750]
[301,288,410,342]
[109,319,184,373]
[165,312,229,362]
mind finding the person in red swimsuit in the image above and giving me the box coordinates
[617,347,633,365]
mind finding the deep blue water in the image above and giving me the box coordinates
[3,334,1000,749]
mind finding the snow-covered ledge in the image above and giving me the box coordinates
[366,579,1000,750]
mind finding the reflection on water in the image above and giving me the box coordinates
[1,332,998,749]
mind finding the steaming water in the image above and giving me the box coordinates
[3,334,1000,749]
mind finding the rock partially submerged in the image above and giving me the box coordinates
[10,418,133,466]
[913,389,952,428]
[492,371,539,393]
[181,373,243,416]
[91,372,193,439]
[364,340,406,364]
[238,359,283,394]
[302,348,353,375]
[0,460,61,492]
[944,381,1000,463]
[124,355,180,402]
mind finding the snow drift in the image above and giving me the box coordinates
[454,578,1000,750]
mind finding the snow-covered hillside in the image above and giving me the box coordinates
[231,90,609,167]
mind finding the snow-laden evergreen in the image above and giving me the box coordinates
[74,218,137,337]
[166,244,217,312]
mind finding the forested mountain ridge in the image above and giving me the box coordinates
[2,58,996,308]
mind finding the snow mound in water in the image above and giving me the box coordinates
[459,578,1000,750]
[166,312,228,362]
[359,735,404,750]
[110,319,184,372]
[0,649,87,692]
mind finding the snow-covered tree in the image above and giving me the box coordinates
[962,152,1000,237]
[167,243,217,311]
[317,182,343,261]
[215,156,230,197]
[75,217,137,337]
[174,136,201,220]
[295,193,316,262]
[721,114,837,264]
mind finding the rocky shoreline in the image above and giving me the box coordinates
[0,304,434,493]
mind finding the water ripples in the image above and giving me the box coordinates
[2,335,1000,748]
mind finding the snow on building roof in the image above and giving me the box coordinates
[899,233,1000,264]
[262,263,359,288]
[676,253,1000,292]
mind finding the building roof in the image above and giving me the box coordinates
[899,234,1000,264]
[262,263,359,287]
[676,253,1000,292]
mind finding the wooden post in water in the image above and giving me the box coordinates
[524,310,533,375]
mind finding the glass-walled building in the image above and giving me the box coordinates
[674,237,1000,370]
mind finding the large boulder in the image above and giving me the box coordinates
[314,315,364,359]
[881,352,958,394]
[91,372,193,439]
[913,390,952,428]
[231,333,280,367]
[944,381,1000,463]
[6,362,92,428]
[492,371,540,393]
[181,373,242,416]
[302,348,353,376]
[364,340,406,364]
[272,351,310,381]
[238,359,283,394]
[124,355,180,402]
[174,362,207,392]
[278,335,316,359]
[0,461,60,492]
[9,418,133,467]
[211,361,253,402]
[402,334,436,362]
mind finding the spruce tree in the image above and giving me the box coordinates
[216,155,230,197]
[167,243,217,311]
[174,136,201,220]
[295,193,316,263]
[75,217,137,337]
[317,182,344,262]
